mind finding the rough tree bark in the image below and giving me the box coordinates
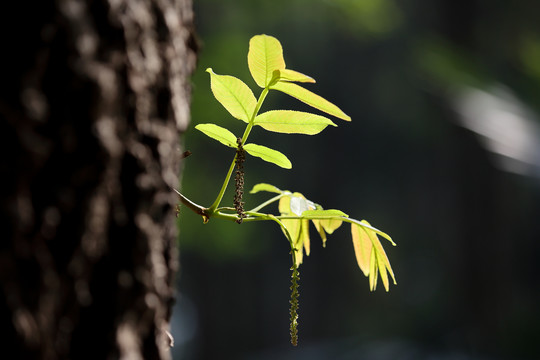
[0,0,196,359]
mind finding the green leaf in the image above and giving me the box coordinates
[243,143,292,169]
[254,110,337,135]
[369,248,378,291]
[249,183,282,194]
[279,196,303,265]
[277,69,315,83]
[248,34,286,88]
[350,223,372,277]
[302,209,349,218]
[206,68,257,123]
[270,81,351,121]
[319,218,343,234]
[300,219,310,256]
[195,123,237,148]
[356,220,396,292]
[312,220,327,247]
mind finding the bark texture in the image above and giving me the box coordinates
[0,0,196,359]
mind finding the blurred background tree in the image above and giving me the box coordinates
[173,0,540,359]
[0,0,196,359]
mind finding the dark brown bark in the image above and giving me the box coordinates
[0,0,196,359]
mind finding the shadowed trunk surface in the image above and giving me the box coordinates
[0,0,196,358]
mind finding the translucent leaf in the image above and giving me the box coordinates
[206,68,257,123]
[248,35,286,88]
[312,220,327,247]
[279,195,303,265]
[249,183,282,194]
[302,209,348,218]
[354,219,396,246]
[243,143,292,169]
[278,195,291,215]
[363,221,396,291]
[254,110,337,135]
[195,123,237,148]
[350,223,372,277]
[277,69,315,83]
[369,249,378,291]
[300,219,310,256]
[270,81,351,121]
[319,218,343,234]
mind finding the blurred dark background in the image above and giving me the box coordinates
[172,0,540,359]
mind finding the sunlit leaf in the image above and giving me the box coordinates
[353,219,396,246]
[279,195,303,265]
[369,249,378,291]
[312,220,327,247]
[248,35,286,88]
[350,223,372,277]
[277,69,315,83]
[249,183,282,194]
[243,143,292,169]
[254,110,337,135]
[206,68,257,123]
[195,123,237,148]
[300,219,310,256]
[302,209,348,218]
[319,218,343,234]
[270,81,351,121]
[363,221,396,291]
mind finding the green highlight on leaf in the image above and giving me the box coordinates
[243,143,292,169]
[277,69,315,83]
[206,68,257,123]
[270,81,351,121]
[302,209,348,218]
[195,123,238,148]
[249,183,282,194]
[254,110,337,135]
[248,34,286,88]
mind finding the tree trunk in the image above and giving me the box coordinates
[0,0,196,359]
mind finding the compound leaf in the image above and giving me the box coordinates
[248,35,286,88]
[270,81,351,121]
[206,68,257,123]
[254,110,337,135]
[244,143,292,169]
[195,123,237,148]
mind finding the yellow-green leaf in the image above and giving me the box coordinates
[369,249,378,291]
[312,220,327,247]
[350,224,373,277]
[277,69,315,83]
[248,35,286,88]
[319,218,342,234]
[359,220,396,292]
[302,209,348,218]
[270,81,351,121]
[243,143,292,169]
[195,123,237,148]
[279,195,303,265]
[206,68,257,123]
[249,183,282,194]
[254,110,337,135]
[300,219,310,256]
